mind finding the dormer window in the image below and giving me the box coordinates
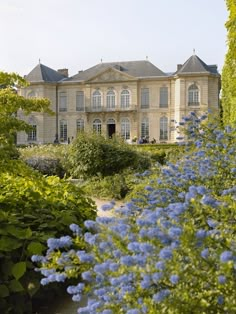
[188,84,199,106]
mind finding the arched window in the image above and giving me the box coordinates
[160,116,168,141]
[60,119,67,142]
[27,91,36,98]
[93,119,102,134]
[121,90,130,108]
[188,84,199,106]
[121,118,130,139]
[141,117,149,139]
[106,90,115,109]
[92,90,102,110]
[76,119,84,132]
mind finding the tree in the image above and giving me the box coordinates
[221,0,236,125]
[0,71,51,159]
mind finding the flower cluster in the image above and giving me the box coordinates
[34,114,236,313]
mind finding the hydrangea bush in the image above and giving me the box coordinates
[33,113,236,313]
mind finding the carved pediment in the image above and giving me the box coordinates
[87,68,135,83]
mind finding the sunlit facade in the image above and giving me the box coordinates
[18,54,220,144]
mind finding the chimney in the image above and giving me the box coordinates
[57,68,68,77]
[177,64,182,71]
[78,70,83,74]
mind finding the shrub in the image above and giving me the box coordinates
[0,160,96,314]
[24,157,65,178]
[62,133,151,178]
[135,144,183,165]
[82,172,131,200]
[34,114,236,313]
[19,144,67,177]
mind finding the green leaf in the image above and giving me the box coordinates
[9,279,24,292]
[27,241,45,255]
[11,262,26,280]
[0,236,22,251]
[0,285,9,297]
[6,225,32,239]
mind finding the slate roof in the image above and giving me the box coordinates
[66,60,167,82]
[176,55,219,75]
[25,63,67,82]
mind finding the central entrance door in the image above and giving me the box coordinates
[107,118,116,138]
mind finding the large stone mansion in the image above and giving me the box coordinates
[17,53,220,144]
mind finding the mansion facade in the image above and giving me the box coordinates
[18,54,220,144]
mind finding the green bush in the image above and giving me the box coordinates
[135,144,183,165]
[19,144,67,177]
[82,172,131,200]
[24,157,65,178]
[0,160,96,314]
[62,133,151,178]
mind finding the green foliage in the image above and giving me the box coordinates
[19,144,67,177]
[62,132,151,178]
[19,144,66,160]
[0,160,96,314]
[0,71,52,160]
[82,172,133,200]
[24,157,65,177]
[221,0,236,125]
[135,144,183,164]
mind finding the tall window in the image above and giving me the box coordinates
[76,119,84,132]
[59,92,67,112]
[106,90,115,109]
[141,117,149,139]
[27,125,37,141]
[60,119,67,142]
[141,88,149,108]
[160,116,168,141]
[121,118,130,139]
[93,119,102,134]
[188,84,199,106]
[121,90,130,108]
[160,87,168,108]
[92,90,102,110]
[76,91,84,111]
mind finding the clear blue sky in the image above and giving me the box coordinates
[0,0,228,77]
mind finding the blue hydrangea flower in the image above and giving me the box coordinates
[153,289,170,303]
[170,274,179,284]
[69,223,82,235]
[196,229,207,239]
[159,247,173,260]
[218,275,226,284]
[220,251,233,263]
[201,248,209,259]
[217,295,224,305]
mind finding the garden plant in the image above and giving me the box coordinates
[0,71,97,314]
[33,113,236,313]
